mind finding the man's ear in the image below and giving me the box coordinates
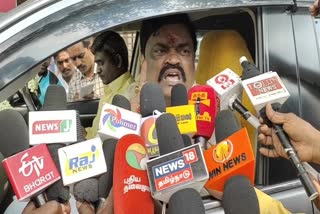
[116,54,122,68]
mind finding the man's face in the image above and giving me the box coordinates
[56,51,75,78]
[143,24,195,98]
[67,42,94,75]
[95,51,120,85]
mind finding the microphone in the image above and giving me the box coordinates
[222,175,260,214]
[98,93,141,141]
[95,138,117,209]
[41,85,67,111]
[182,134,192,147]
[113,134,154,214]
[140,82,166,158]
[73,178,99,203]
[146,113,208,202]
[167,188,205,214]
[204,110,255,192]
[188,85,217,149]
[166,84,197,135]
[240,57,318,200]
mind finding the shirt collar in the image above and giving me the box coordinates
[104,71,131,94]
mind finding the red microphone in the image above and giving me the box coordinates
[113,134,154,214]
[188,85,217,149]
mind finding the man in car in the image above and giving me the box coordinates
[85,31,136,139]
[67,39,104,102]
[54,50,77,91]
[138,14,292,213]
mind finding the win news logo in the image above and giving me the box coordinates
[32,120,72,134]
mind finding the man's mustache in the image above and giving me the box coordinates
[158,64,186,82]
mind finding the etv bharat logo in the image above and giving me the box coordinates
[126,143,148,171]
[102,109,137,132]
[18,153,44,177]
[32,120,72,134]
[212,140,233,163]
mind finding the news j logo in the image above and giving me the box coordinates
[126,143,147,170]
[32,120,72,134]
[103,108,137,132]
[212,140,233,163]
[64,145,99,176]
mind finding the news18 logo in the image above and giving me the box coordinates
[64,145,99,176]
[102,108,137,132]
[32,120,72,134]
[152,148,197,191]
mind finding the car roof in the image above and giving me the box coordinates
[0,0,311,100]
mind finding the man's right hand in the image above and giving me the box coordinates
[310,0,320,16]
[258,103,320,164]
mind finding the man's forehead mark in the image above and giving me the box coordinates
[168,33,178,46]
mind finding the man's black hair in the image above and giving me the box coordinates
[91,31,129,72]
[140,14,197,56]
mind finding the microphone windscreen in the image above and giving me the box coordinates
[0,109,29,157]
[222,175,260,214]
[168,188,205,214]
[73,178,99,203]
[98,139,118,198]
[140,82,166,117]
[46,144,70,202]
[215,110,241,143]
[188,85,217,139]
[113,134,154,214]
[112,94,131,111]
[182,134,192,147]
[171,84,188,106]
[41,85,67,111]
[156,113,184,155]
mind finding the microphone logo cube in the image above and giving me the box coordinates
[58,137,107,185]
[140,116,160,158]
[146,144,208,202]
[99,103,141,141]
[29,110,77,145]
[2,144,61,201]
[166,105,197,135]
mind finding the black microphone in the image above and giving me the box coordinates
[41,85,67,111]
[171,83,188,106]
[112,94,131,110]
[182,134,192,147]
[156,113,185,155]
[215,110,241,143]
[168,188,205,214]
[73,178,99,203]
[95,138,117,209]
[222,175,260,214]
[140,82,166,117]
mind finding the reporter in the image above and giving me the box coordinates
[258,103,320,164]
[22,201,70,214]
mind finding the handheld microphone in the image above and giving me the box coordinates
[95,138,117,209]
[166,84,197,135]
[204,110,255,192]
[113,134,154,214]
[140,82,166,158]
[188,85,217,149]
[98,94,141,141]
[240,56,318,200]
[182,134,192,147]
[41,85,67,111]
[73,178,99,203]
[168,188,205,214]
[222,175,260,214]
[146,113,208,202]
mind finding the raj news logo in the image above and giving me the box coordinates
[102,108,137,132]
[212,140,234,163]
[32,120,72,134]
[18,153,44,177]
[64,145,99,176]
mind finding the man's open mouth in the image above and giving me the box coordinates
[158,65,186,84]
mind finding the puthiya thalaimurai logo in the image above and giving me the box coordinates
[103,108,137,132]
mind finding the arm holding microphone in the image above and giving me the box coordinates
[258,103,320,165]
[22,200,71,214]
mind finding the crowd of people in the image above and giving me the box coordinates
[14,0,320,213]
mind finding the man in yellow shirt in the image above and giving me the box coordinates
[85,31,135,139]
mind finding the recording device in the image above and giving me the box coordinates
[140,82,166,158]
[167,188,205,214]
[188,85,217,149]
[146,113,208,202]
[113,134,154,214]
[204,110,255,192]
[222,175,260,214]
[166,84,197,134]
